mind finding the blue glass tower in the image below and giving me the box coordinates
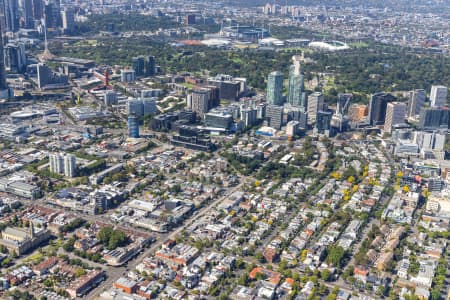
[267,71,284,106]
[128,115,140,138]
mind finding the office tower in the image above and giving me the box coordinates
[430,85,448,107]
[418,108,450,129]
[49,0,61,27]
[186,14,196,25]
[0,22,7,91]
[266,71,284,106]
[187,87,219,118]
[32,0,43,21]
[266,105,283,130]
[64,154,76,178]
[37,63,52,89]
[287,55,305,108]
[142,98,157,116]
[307,92,324,123]
[4,42,26,73]
[145,55,155,76]
[126,98,156,117]
[407,89,426,118]
[257,103,266,119]
[121,69,136,82]
[204,85,220,109]
[286,120,300,137]
[128,115,140,138]
[433,133,446,151]
[132,56,145,77]
[187,89,209,118]
[204,110,233,129]
[49,153,64,174]
[3,0,19,32]
[104,91,118,106]
[315,110,332,134]
[61,7,75,33]
[23,0,34,28]
[368,92,396,126]
[384,102,406,133]
[207,74,241,101]
[240,107,257,127]
[127,99,144,117]
[416,132,446,151]
[44,2,54,28]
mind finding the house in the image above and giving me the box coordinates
[299,281,315,298]
[263,247,279,263]
[366,249,378,264]
[32,257,59,276]
[376,252,394,271]
[336,290,351,300]
[249,267,281,285]
[354,266,369,283]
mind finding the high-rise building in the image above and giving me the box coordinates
[121,69,136,82]
[286,120,300,137]
[142,98,157,116]
[241,107,257,127]
[187,87,219,118]
[64,154,76,178]
[4,42,26,73]
[307,92,324,123]
[3,0,19,32]
[49,153,64,174]
[37,63,52,89]
[61,7,75,33]
[50,0,61,27]
[315,110,332,134]
[368,92,396,126]
[430,85,448,107]
[132,56,145,77]
[186,14,196,25]
[36,63,68,89]
[145,56,155,77]
[204,110,233,129]
[187,89,209,118]
[266,105,283,130]
[384,102,406,133]
[266,71,284,106]
[43,0,61,28]
[23,0,34,29]
[32,0,44,21]
[415,131,446,151]
[44,2,54,27]
[287,56,305,108]
[418,108,450,130]
[407,89,426,118]
[128,115,140,138]
[257,103,266,119]
[0,22,8,91]
[207,74,242,101]
[104,91,118,106]
[126,98,156,117]
[50,153,76,177]
[204,85,220,109]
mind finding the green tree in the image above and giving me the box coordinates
[325,246,346,268]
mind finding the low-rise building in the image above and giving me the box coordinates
[66,270,105,299]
